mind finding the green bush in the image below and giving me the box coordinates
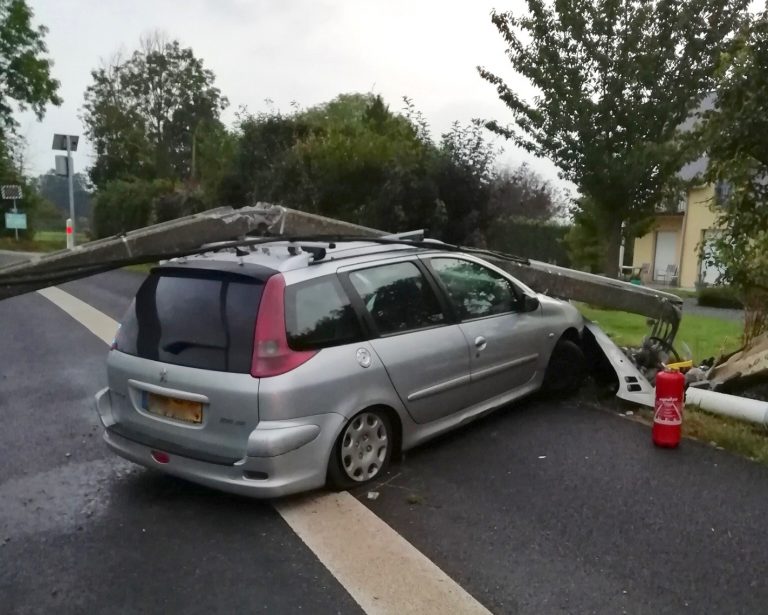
[92,179,173,238]
[698,286,744,309]
[486,218,571,266]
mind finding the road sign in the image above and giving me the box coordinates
[1,185,22,200]
[55,155,70,176]
[5,213,27,230]
[52,134,79,151]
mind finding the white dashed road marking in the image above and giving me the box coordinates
[38,286,492,615]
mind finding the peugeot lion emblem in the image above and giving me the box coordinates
[159,367,168,383]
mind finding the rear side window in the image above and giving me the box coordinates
[285,276,363,350]
[349,261,445,335]
[115,271,263,373]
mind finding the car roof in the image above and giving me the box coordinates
[155,239,441,276]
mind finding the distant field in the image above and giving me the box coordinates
[36,230,90,244]
[0,230,89,252]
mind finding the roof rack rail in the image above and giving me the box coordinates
[285,240,337,262]
[382,229,425,241]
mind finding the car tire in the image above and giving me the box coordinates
[542,338,586,396]
[327,409,393,490]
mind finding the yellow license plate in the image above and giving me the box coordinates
[146,393,203,424]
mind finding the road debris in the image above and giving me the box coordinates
[406,493,425,506]
[705,332,768,399]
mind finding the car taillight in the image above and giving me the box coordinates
[251,274,316,378]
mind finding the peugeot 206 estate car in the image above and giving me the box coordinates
[94,239,586,497]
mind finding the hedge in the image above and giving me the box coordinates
[698,286,744,310]
[486,218,571,266]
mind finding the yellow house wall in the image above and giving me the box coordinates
[632,215,683,280]
[633,233,655,276]
[632,184,720,287]
[679,184,718,288]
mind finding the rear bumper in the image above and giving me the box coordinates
[94,388,345,498]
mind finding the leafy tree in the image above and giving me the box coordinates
[289,93,437,228]
[434,120,498,244]
[0,0,59,239]
[478,0,749,276]
[92,178,174,238]
[697,11,768,343]
[564,201,607,272]
[0,0,61,136]
[219,93,561,246]
[225,94,444,232]
[225,108,310,207]
[35,170,92,219]
[82,34,227,188]
[488,164,566,222]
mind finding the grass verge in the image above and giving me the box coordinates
[632,405,768,465]
[122,263,155,274]
[577,304,742,361]
[0,231,89,253]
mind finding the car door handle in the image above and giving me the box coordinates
[474,336,487,351]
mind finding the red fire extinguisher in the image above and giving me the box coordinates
[653,367,685,448]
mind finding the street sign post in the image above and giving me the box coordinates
[1,184,24,240]
[52,134,79,247]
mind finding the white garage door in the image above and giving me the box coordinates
[654,231,678,281]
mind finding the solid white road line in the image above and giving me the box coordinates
[37,286,117,345]
[276,492,491,614]
[38,286,492,615]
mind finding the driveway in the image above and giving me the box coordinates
[682,297,744,322]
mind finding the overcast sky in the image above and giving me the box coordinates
[16,0,566,191]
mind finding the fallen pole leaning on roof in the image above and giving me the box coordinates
[0,206,286,299]
[0,204,683,322]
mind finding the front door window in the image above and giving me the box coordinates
[348,261,445,335]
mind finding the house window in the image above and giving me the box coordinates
[655,190,687,213]
[676,192,687,212]
[715,181,732,206]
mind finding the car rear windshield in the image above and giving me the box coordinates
[115,270,265,373]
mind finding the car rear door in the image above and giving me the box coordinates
[424,256,548,406]
[107,265,268,463]
[341,259,472,424]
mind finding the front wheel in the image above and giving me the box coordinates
[327,409,393,490]
[542,338,586,396]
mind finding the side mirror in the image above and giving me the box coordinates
[522,294,540,312]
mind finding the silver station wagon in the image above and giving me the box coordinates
[94,239,585,497]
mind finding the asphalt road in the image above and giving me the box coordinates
[2,254,768,614]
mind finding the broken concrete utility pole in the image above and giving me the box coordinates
[273,207,683,325]
[0,204,682,325]
[0,203,681,407]
[0,207,285,298]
